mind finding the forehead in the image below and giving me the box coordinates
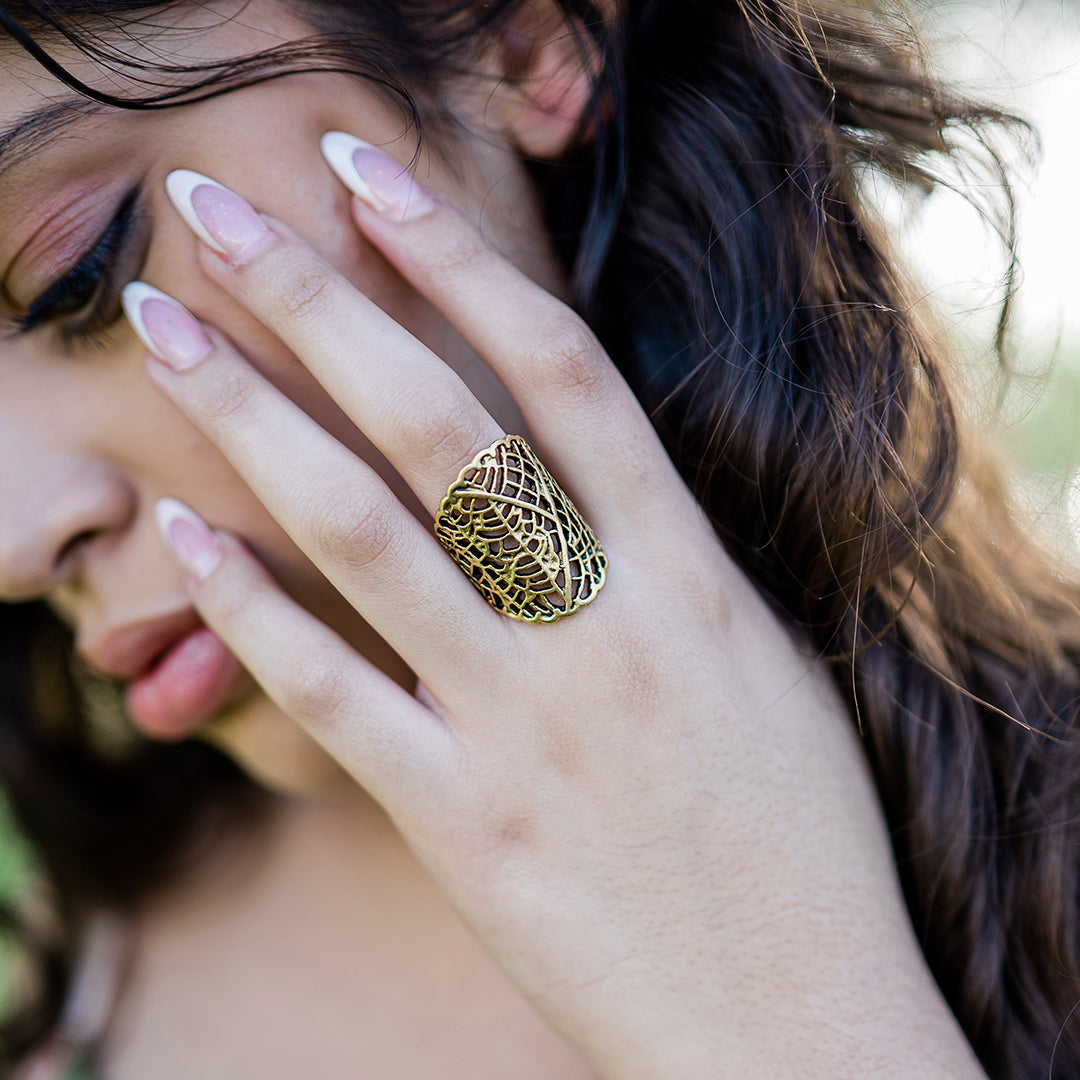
[0,95,108,185]
[0,1,316,192]
[0,4,336,279]
[0,0,315,122]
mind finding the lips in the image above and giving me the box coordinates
[124,626,243,740]
[80,611,244,740]
[81,609,203,682]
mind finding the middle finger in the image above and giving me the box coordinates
[122,282,515,686]
[164,169,508,520]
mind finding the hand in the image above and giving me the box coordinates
[123,138,985,1079]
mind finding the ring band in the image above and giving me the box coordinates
[434,434,608,622]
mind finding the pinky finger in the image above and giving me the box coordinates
[156,498,456,817]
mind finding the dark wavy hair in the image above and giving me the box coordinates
[2,0,1080,1076]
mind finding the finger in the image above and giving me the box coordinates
[322,132,700,538]
[164,169,505,521]
[154,501,457,818]
[122,282,514,687]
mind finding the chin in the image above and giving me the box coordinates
[198,692,357,798]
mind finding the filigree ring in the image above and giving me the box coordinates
[434,435,608,622]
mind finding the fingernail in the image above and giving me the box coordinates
[320,131,435,223]
[122,282,212,371]
[155,498,223,581]
[165,170,276,262]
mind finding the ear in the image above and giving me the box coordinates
[486,0,603,160]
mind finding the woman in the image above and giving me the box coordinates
[0,0,1077,1076]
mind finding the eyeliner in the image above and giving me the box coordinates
[9,187,141,337]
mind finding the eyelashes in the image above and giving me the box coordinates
[7,187,143,349]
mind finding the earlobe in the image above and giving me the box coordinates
[490,2,603,160]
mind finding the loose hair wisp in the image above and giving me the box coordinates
[1,2,1078,1076]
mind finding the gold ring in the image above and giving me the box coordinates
[434,435,608,622]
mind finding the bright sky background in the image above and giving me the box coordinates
[871,0,1080,541]
[892,0,1080,357]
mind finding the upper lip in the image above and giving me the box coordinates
[78,608,204,682]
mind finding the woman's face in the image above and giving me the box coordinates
[0,1,566,795]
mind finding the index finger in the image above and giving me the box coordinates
[321,132,699,537]
[164,168,505,521]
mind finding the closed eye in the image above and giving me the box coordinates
[4,187,143,349]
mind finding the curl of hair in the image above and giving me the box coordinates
[2,1,1079,1076]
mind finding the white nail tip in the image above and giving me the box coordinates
[155,497,223,580]
[121,281,155,348]
[123,282,194,354]
[165,169,231,254]
[155,497,216,560]
[155,497,200,540]
[121,282,177,353]
[319,131,384,212]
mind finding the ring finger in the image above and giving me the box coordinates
[122,282,516,687]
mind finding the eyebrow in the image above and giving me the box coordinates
[0,96,109,179]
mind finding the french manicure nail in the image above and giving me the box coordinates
[320,131,435,222]
[122,282,212,371]
[156,498,223,582]
[166,170,276,262]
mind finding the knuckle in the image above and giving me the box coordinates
[598,621,666,713]
[280,649,354,727]
[309,490,400,577]
[391,383,484,467]
[680,570,733,634]
[531,315,607,400]
[483,806,537,860]
[276,260,337,325]
[425,233,487,281]
[460,792,538,870]
[208,576,253,629]
[197,367,260,425]
[211,569,277,637]
[535,722,587,780]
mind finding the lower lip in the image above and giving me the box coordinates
[124,626,243,740]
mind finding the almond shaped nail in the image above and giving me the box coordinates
[122,282,211,371]
[320,131,435,222]
[155,497,223,582]
[166,170,275,261]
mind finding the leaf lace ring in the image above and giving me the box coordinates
[434,435,607,622]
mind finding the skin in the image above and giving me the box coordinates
[0,1,557,793]
[0,3,990,1077]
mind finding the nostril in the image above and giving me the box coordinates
[56,529,98,570]
[0,462,135,600]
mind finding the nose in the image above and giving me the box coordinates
[0,449,134,601]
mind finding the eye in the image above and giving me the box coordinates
[45,266,105,321]
[6,188,143,349]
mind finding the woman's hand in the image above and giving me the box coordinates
[123,137,985,1079]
